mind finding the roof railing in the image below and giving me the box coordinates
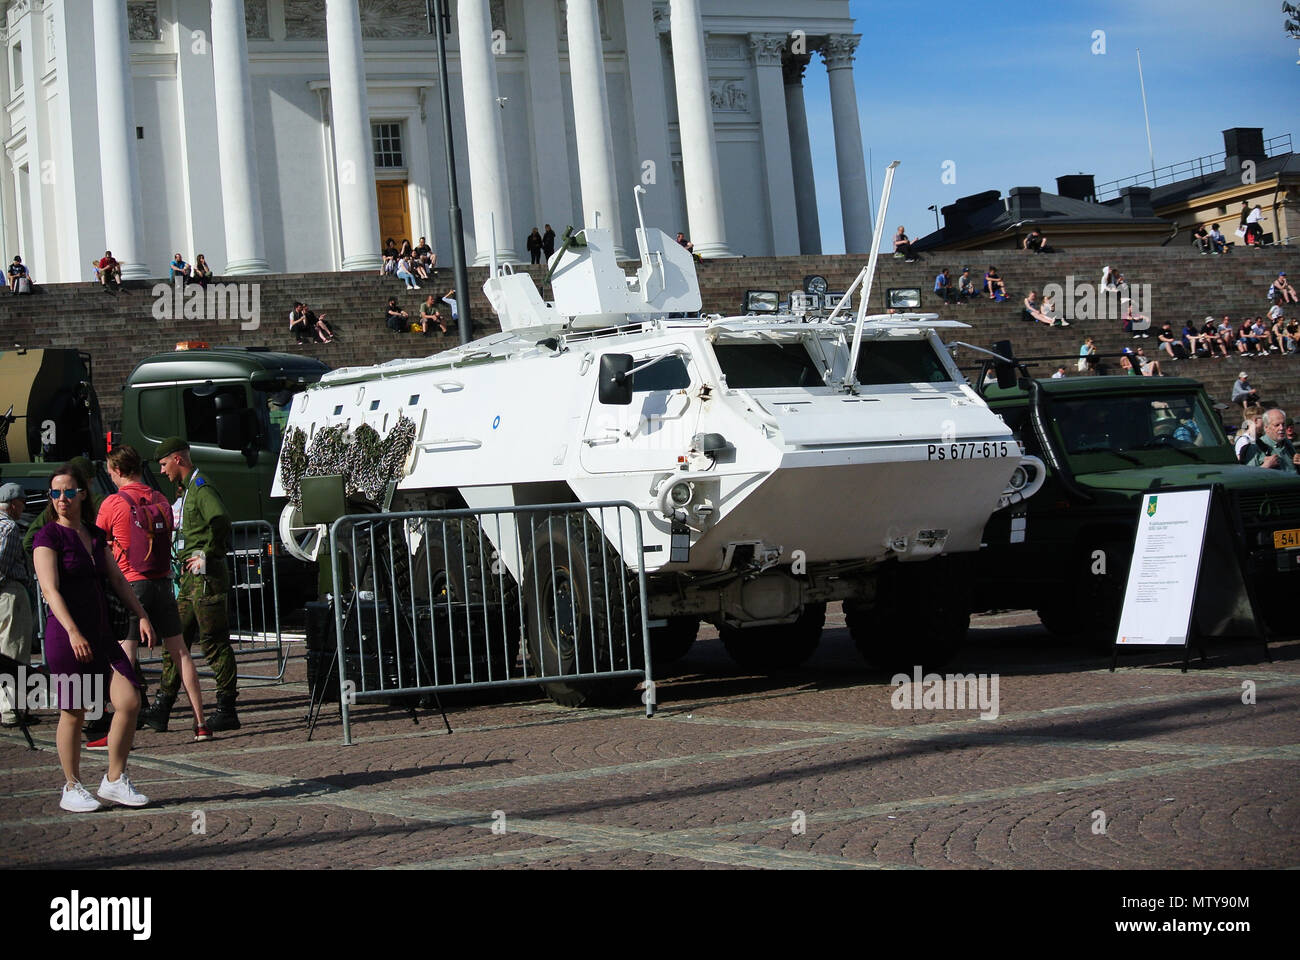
[1094,134,1293,202]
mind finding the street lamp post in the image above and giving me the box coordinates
[927,204,940,233]
[427,0,473,344]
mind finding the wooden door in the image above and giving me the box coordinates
[376,180,411,245]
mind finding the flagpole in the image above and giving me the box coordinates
[1136,49,1156,180]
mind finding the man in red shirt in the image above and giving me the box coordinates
[97,445,211,742]
[95,251,122,289]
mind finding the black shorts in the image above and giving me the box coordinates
[126,579,183,643]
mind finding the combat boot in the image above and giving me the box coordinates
[144,692,176,733]
[206,693,241,732]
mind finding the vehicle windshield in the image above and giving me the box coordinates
[713,340,825,389]
[1052,392,1230,462]
[855,339,952,385]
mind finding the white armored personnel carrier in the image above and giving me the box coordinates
[274,189,1042,702]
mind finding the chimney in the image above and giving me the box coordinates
[1009,186,1044,220]
[941,190,1000,233]
[1119,186,1155,218]
[1056,174,1096,203]
[1223,127,1265,175]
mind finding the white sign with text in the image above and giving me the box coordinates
[1115,489,1212,647]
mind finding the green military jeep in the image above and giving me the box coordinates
[973,373,1300,642]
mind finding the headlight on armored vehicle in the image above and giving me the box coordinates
[1008,465,1029,491]
[656,479,695,517]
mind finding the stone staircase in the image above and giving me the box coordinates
[0,244,1297,430]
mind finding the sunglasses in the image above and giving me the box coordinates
[48,488,83,500]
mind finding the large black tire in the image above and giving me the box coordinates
[719,603,825,672]
[521,513,641,707]
[407,512,520,683]
[650,617,700,667]
[846,560,970,673]
[1035,592,1080,639]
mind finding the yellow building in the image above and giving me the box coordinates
[1099,128,1298,248]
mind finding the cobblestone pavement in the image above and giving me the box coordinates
[3,608,1297,869]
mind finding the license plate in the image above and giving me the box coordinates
[926,441,1011,461]
[1273,528,1300,550]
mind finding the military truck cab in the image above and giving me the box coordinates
[974,374,1300,640]
[120,346,327,526]
[0,347,109,520]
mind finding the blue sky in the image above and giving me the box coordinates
[800,0,1300,253]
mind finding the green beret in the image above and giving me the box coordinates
[155,436,190,460]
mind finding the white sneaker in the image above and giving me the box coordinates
[98,772,149,808]
[61,781,102,813]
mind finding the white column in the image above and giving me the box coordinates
[521,0,573,232]
[668,0,730,258]
[325,0,381,270]
[49,0,109,280]
[211,0,269,274]
[14,8,52,281]
[822,34,870,255]
[622,0,675,233]
[174,0,226,269]
[566,0,623,257]
[783,54,820,255]
[92,0,150,279]
[749,34,798,257]
[458,0,516,264]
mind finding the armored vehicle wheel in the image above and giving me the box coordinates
[719,604,825,672]
[846,560,970,673]
[407,513,518,681]
[521,514,641,707]
[1035,594,1080,639]
[650,617,700,667]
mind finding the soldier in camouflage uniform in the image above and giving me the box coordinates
[145,438,241,732]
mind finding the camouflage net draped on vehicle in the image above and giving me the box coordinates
[279,416,416,507]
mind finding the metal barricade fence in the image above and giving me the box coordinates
[320,501,654,745]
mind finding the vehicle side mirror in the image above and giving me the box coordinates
[215,411,251,451]
[598,354,634,406]
[992,339,1017,389]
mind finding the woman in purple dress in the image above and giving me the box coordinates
[33,463,157,812]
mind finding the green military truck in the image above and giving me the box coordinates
[972,372,1300,642]
[118,347,327,524]
[118,347,329,608]
[0,348,111,515]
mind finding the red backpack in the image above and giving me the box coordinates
[116,489,172,579]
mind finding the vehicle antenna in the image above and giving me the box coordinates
[845,160,900,390]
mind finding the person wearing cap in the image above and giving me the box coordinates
[957,267,978,302]
[0,482,37,727]
[1245,409,1300,474]
[1270,272,1298,305]
[1231,371,1259,408]
[1200,316,1228,358]
[146,437,240,733]
[1119,347,1141,376]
